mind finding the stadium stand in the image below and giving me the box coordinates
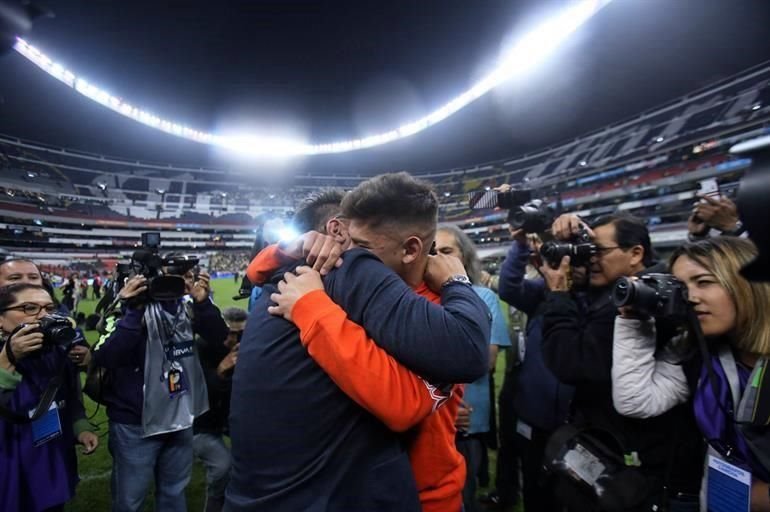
[1,62,769,265]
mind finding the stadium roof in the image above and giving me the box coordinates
[1,0,769,175]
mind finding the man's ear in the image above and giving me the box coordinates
[326,218,348,244]
[401,235,424,265]
[628,245,645,268]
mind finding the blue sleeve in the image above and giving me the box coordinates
[498,239,546,316]
[323,249,491,384]
[476,287,511,347]
[92,308,145,369]
[248,286,262,315]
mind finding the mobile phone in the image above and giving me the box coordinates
[697,178,721,199]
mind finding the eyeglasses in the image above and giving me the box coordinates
[594,245,621,256]
[1,303,57,315]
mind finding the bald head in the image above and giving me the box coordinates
[0,259,43,287]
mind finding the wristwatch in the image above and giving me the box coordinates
[441,274,472,289]
[721,220,745,237]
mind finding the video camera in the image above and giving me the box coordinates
[469,188,554,233]
[540,226,596,268]
[115,232,199,302]
[611,273,689,322]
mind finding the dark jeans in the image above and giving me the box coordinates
[108,422,193,512]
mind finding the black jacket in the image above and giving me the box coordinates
[541,264,703,493]
[193,337,232,435]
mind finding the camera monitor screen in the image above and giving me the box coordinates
[142,232,161,249]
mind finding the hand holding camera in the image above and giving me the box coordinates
[6,323,44,361]
[119,275,148,301]
[539,214,597,270]
[551,214,595,242]
[189,271,211,303]
[540,256,572,292]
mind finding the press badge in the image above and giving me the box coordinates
[707,455,751,512]
[167,364,187,397]
[29,402,62,447]
[516,419,533,441]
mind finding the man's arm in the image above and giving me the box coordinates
[497,239,545,316]
[477,287,512,371]
[541,291,616,384]
[191,300,229,347]
[322,250,491,384]
[292,290,449,432]
[91,309,146,369]
[247,245,294,285]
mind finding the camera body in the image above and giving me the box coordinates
[468,188,554,234]
[508,199,555,233]
[612,273,689,321]
[540,227,596,268]
[38,314,80,348]
[118,232,199,302]
[11,314,80,352]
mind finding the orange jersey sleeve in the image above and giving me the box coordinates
[292,289,450,432]
[246,244,294,285]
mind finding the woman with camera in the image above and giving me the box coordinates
[0,283,99,512]
[612,237,770,510]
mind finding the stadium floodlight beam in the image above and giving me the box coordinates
[12,0,611,157]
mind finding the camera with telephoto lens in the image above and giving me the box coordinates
[508,199,555,233]
[11,314,79,351]
[124,232,200,301]
[540,227,596,268]
[611,273,689,321]
[468,188,554,234]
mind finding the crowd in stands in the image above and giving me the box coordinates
[207,252,249,274]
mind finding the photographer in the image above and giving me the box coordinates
[540,213,702,511]
[497,228,573,512]
[612,237,770,511]
[0,283,98,512]
[92,262,228,512]
[0,259,91,370]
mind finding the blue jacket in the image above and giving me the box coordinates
[226,248,491,511]
[92,298,229,425]
[498,239,574,432]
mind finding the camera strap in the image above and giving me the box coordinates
[0,355,69,424]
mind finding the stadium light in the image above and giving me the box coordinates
[12,0,612,157]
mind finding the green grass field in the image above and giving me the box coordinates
[62,277,517,511]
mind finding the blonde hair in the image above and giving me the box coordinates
[670,237,770,356]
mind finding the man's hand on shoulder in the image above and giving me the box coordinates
[424,253,468,293]
[281,231,347,275]
[268,266,325,322]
